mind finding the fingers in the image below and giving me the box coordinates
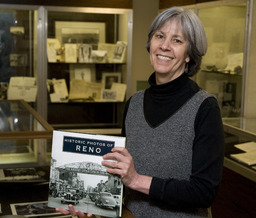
[111,146,128,154]
[56,204,92,218]
[68,204,77,216]
[56,208,70,215]
[103,147,129,161]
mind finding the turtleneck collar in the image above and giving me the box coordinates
[147,72,193,97]
[144,72,200,127]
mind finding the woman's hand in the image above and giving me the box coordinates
[56,204,93,217]
[102,147,152,194]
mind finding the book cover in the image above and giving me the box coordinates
[48,130,126,218]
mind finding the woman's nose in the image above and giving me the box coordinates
[160,39,171,50]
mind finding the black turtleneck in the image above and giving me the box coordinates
[122,72,224,207]
[122,72,201,133]
[144,72,200,128]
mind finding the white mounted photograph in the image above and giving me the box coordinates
[10,201,60,217]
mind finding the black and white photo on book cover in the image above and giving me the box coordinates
[48,130,126,218]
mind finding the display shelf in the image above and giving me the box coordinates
[45,9,130,129]
[223,117,256,182]
[201,70,242,77]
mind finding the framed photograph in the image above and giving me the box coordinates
[102,72,121,89]
[10,201,60,217]
[69,64,96,82]
[55,21,106,45]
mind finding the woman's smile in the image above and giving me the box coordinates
[156,54,174,61]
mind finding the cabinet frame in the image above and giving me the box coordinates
[223,118,256,182]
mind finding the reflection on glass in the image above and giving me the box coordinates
[195,4,247,117]
[0,101,45,132]
[0,9,37,105]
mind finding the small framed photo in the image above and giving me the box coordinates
[102,72,121,89]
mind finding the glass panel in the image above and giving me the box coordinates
[223,117,256,134]
[0,101,46,132]
[0,138,50,166]
[195,4,246,117]
[0,9,37,103]
[0,100,52,167]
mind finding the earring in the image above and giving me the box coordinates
[185,62,189,74]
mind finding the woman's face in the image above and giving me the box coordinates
[150,19,190,84]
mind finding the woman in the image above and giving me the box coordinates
[57,6,224,217]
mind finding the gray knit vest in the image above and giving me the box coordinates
[124,89,213,218]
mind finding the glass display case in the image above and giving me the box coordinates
[42,7,132,129]
[194,0,248,118]
[0,100,53,168]
[0,5,38,105]
[0,5,132,130]
[223,117,256,182]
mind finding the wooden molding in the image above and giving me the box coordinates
[0,0,132,8]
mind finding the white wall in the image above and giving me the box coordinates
[128,0,159,97]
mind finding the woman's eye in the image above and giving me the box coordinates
[174,39,182,43]
[156,34,163,39]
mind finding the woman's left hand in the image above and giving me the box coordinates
[102,147,139,190]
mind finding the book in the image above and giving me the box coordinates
[48,130,126,218]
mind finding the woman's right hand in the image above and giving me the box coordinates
[56,204,93,217]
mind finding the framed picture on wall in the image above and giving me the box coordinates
[102,72,121,89]
[55,21,106,45]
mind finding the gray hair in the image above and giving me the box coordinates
[146,7,207,76]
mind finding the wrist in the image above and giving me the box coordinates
[129,174,152,195]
